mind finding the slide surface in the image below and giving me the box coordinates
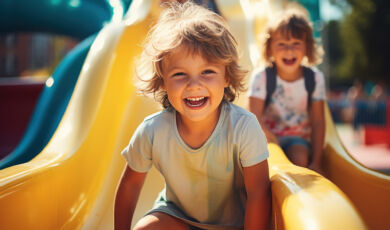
[0,35,95,169]
[0,0,387,230]
[0,1,160,229]
[0,0,127,168]
[322,106,390,230]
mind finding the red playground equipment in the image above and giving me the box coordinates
[364,99,390,148]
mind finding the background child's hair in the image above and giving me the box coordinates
[261,5,324,67]
[136,1,247,108]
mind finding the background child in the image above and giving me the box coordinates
[248,7,326,174]
[115,2,270,230]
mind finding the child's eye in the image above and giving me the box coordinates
[293,42,303,49]
[202,69,216,75]
[172,72,186,77]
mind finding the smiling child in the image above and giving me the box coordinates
[115,2,270,230]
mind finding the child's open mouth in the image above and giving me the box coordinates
[184,97,208,108]
[283,58,297,65]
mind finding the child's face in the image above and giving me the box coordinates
[270,30,306,74]
[161,45,229,123]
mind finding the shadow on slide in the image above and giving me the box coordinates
[0,0,387,229]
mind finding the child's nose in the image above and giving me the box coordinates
[187,76,202,89]
[285,45,294,51]
[285,45,295,53]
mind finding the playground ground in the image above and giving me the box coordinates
[336,124,390,174]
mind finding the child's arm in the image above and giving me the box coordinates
[308,100,325,174]
[243,160,271,230]
[248,97,278,143]
[114,166,147,230]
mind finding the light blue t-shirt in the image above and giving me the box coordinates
[122,102,269,229]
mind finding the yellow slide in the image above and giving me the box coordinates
[0,1,387,229]
[322,106,390,230]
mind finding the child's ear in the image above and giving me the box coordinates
[224,76,230,87]
[160,78,166,91]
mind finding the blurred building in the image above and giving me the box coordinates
[0,33,77,78]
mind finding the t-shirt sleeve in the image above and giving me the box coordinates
[312,70,326,101]
[239,115,269,167]
[247,69,266,100]
[121,121,153,173]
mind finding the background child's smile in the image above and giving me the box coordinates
[283,58,297,65]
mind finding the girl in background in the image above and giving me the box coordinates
[248,6,326,174]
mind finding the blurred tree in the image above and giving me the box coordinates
[330,0,390,84]
[323,20,342,79]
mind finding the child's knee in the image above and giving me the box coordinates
[292,155,309,167]
[286,145,309,167]
[133,215,159,230]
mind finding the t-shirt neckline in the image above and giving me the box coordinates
[276,74,304,84]
[172,101,226,153]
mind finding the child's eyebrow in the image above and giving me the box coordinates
[203,59,225,66]
[165,67,183,74]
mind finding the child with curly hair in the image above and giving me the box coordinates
[115,2,270,230]
[248,7,326,174]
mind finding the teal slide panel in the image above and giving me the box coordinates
[0,35,96,169]
[0,0,121,39]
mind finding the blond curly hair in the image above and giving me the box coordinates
[136,1,247,108]
[261,6,324,67]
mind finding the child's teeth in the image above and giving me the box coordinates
[185,97,206,107]
[187,97,204,101]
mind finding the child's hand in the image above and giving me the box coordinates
[308,162,324,175]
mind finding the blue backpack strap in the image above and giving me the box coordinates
[303,66,316,110]
[265,65,277,108]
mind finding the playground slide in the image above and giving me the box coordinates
[321,106,390,230]
[0,35,95,169]
[0,0,127,168]
[0,1,160,228]
[0,0,125,38]
[0,0,385,229]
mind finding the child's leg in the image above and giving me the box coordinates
[133,212,189,230]
[278,136,310,167]
[285,145,309,167]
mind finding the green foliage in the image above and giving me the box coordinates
[323,20,342,79]
[328,0,390,84]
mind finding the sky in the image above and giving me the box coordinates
[320,0,345,21]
